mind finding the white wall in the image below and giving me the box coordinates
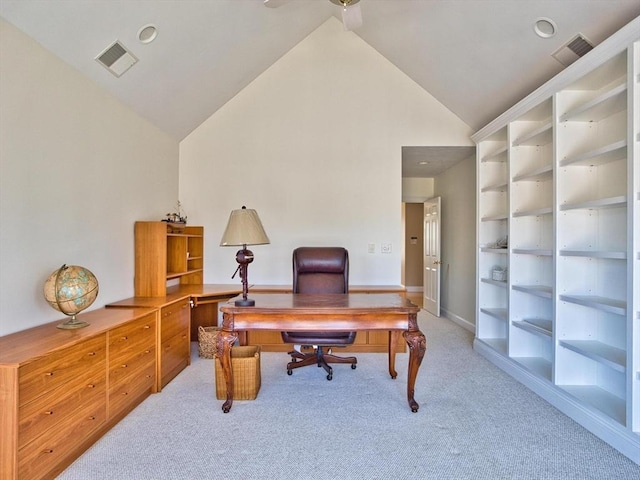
[180,18,473,286]
[0,19,179,335]
[434,156,476,330]
[402,177,434,202]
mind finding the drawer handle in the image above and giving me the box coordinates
[122,392,128,396]
[144,350,151,354]
[89,415,96,420]
[43,449,54,454]
[121,364,128,368]
[87,351,96,356]
[87,384,96,388]
[44,372,54,377]
[44,410,54,415]
[144,324,151,329]
[121,336,128,340]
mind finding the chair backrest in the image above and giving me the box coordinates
[293,247,349,294]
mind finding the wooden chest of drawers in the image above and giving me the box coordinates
[107,291,194,391]
[159,298,191,388]
[17,335,107,480]
[108,313,157,418]
[0,307,157,480]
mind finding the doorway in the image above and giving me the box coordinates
[403,202,425,306]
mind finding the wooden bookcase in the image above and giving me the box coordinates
[134,221,204,297]
[473,19,639,464]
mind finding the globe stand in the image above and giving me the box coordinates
[44,264,97,330]
[57,314,89,330]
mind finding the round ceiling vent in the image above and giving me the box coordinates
[138,24,158,44]
[534,18,557,38]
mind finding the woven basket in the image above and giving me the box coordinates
[215,346,261,400]
[198,326,221,359]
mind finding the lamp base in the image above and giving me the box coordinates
[235,298,255,307]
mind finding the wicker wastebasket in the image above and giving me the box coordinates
[198,326,221,359]
[214,345,261,400]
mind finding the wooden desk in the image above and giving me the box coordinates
[108,284,243,342]
[249,285,408,352]
[217,293,425,413]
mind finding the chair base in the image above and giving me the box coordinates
[286,346,357,381]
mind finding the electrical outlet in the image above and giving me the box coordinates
[368,243,375,254]
[381,243,392,254]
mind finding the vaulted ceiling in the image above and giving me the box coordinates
[1,0,638,175]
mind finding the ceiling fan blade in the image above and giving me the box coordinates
[263,0,293,7]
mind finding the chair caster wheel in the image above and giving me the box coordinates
[327,374,333,381]
[287,370,292,375]
[351,364,356,369]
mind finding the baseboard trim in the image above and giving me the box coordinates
[441,308,475,333]
[473,338,640,465]
[405,286,423,293]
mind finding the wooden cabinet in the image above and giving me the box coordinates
[0,307,157,480]
[108,293,193,390]
[159,298,191,388]
[108,313,157,418]
[473,19,639,464]
[16,335,107,480]
[135,221,204,297]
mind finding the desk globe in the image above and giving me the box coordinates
[44,264,99,329]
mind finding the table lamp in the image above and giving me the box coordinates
[220,206,270,306]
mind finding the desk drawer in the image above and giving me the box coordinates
[109,313,156,357]
[109,362,156,416]
[18,371,106,449]
[109,344,156,386]
[161,299,190,341]
[18,400,106,480]
[19,335,106,406]
[160,329,190,387]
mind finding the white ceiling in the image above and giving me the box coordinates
[1,0,639,176]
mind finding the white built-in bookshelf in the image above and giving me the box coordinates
[472,17,639,464]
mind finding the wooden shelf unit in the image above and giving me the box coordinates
[134,221,204,297]
[472,19,640,464]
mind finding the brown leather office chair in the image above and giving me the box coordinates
[281,247,357,380]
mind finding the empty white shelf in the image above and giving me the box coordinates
[560,195,626,211]
[512,284,552,298]
[480,308,508,321]
[560,140,627,167]
[513,318,552,336]
[559,294,626,316]
[560,83,627,122]
[560,340,626,373]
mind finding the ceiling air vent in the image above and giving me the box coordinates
[552,34,594,67]
[95,40,138,77]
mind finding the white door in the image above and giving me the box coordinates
[424,197,441,317]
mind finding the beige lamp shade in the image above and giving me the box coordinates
[220,206,270,246]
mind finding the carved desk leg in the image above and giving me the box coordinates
[388,330,400,379]
[403,312,427,413]
[214,313,238,413]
